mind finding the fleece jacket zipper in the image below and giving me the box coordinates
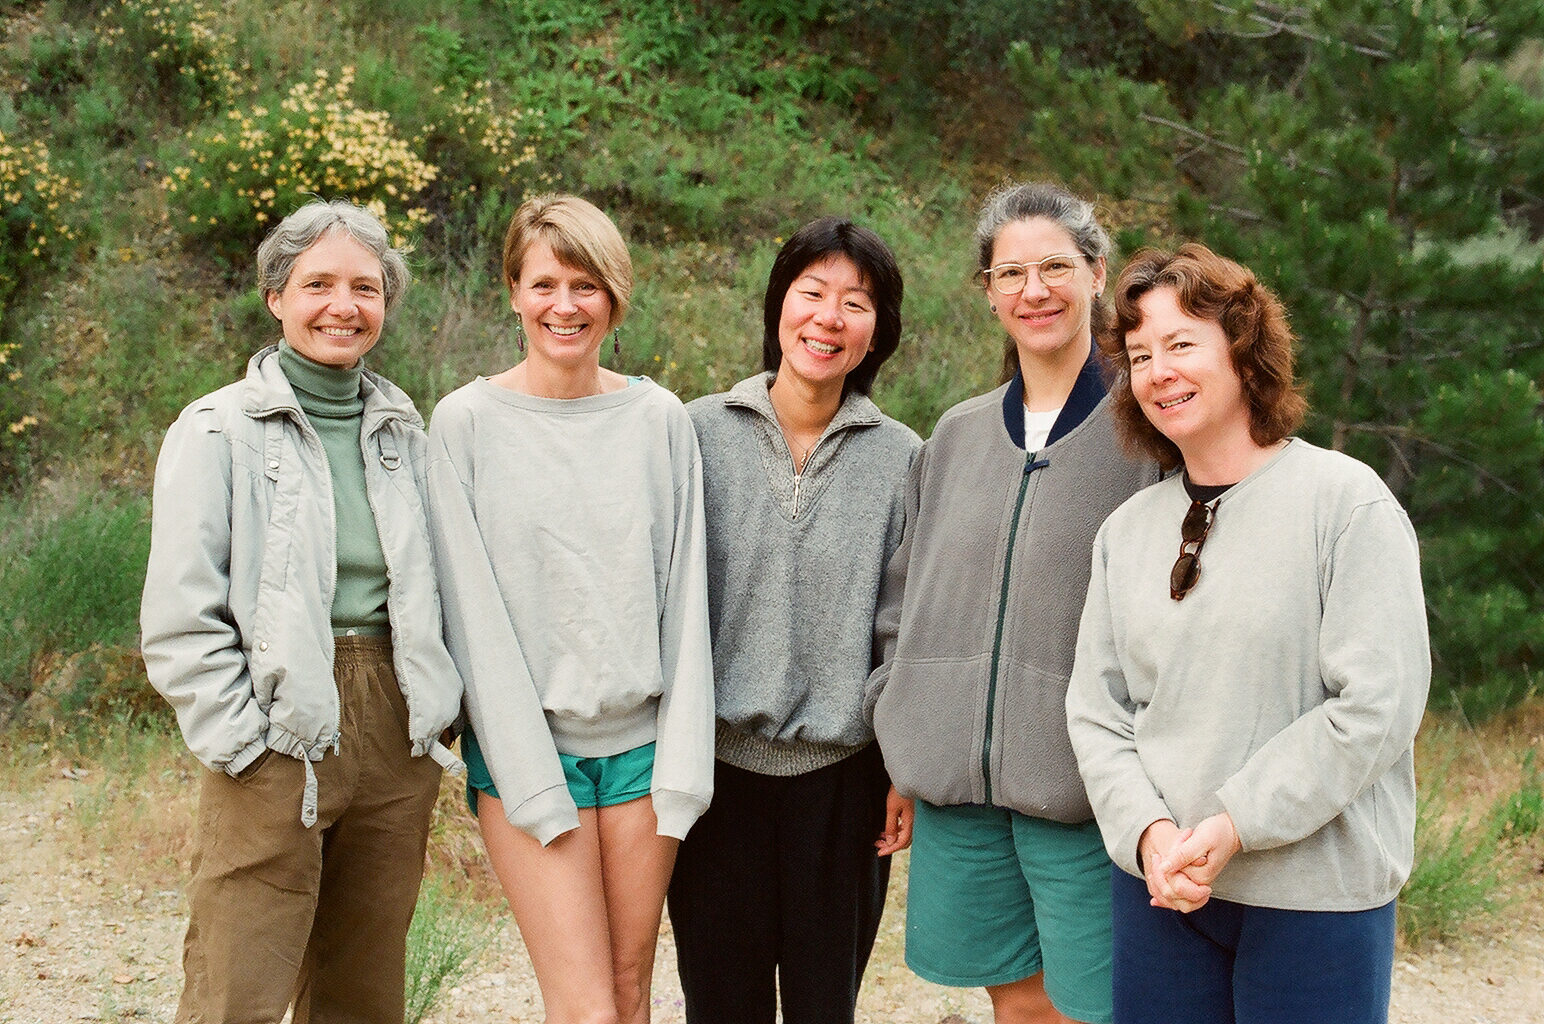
[981,449,1048,806]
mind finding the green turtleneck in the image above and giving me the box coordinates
[278,341,390,634]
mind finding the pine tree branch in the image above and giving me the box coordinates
[1343,423,1526,498]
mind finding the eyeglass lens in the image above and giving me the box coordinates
[986,256,1080,294]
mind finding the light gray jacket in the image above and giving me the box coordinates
[141,346,462,827]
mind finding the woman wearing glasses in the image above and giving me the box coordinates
[1067,243,1429,1024]
[868,182,1156,1024]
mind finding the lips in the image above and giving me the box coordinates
[802,337,840,356]
[317,325,360,337]
[545,323,586,337]
[1157,392,1195,410]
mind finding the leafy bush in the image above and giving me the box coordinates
[164,67,437,266]
[96,0,241,117]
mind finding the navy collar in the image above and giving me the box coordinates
[1000,345,1108,451]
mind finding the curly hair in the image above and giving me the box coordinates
[1100,243,1306,471]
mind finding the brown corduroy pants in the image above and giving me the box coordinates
[174,637,442,1024]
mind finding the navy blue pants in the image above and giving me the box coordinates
[667,744,891,1024]
[1111,866,1395,1024]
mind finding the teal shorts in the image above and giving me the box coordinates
[461,727,655,816]
[905,800,1114,1024]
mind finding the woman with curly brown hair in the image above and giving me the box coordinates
[1067,243,1430,1024]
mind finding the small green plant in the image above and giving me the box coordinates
[0,486,151,708]
[404,872,499,1024]
[1492,748,1544,843]
[1398,769,1505,947]
[164,66,437,266]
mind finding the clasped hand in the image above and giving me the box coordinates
[1138,813,1241,913]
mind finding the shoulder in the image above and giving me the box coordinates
[929,383,1010,441]
[1271,439,1401,512]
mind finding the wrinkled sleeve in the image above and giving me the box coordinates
[1066,526,1174,877]
[1216,498,1430,851]
[140,405,268,776]
[425,406,578,845]
[649,416,715,839]
[864,439,925,724]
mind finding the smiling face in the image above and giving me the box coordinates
[510,239,615,372]
[1125,286,1253,461]
[264,230,386,368]
[774,254,877,395]
[987,216,1105,369]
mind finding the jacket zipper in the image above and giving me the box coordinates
[789,434,829,520]
[982,450,1037,806]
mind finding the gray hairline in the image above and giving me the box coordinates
[255,199,411,313]
[974,182,1112,273]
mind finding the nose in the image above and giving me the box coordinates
[1145,349,1176,382]
[553,285,580,313]
[1019,268,1052,299]
[324,285,357,315]
[813,299,844,329]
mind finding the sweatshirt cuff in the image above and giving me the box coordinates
[651,788,709,840]
[509,786,582,847]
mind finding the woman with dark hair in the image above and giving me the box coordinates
[667,216,921,1024]
[867,183,1158,1024]
[1067,243,1429,1024]
[427,194,714,1024]
[141,198,462,1023]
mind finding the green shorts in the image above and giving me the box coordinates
[462,728,655,815]
[905,800,1114,1024]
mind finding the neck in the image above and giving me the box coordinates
[1181,436,1286,487]
[767,370,842,437]
[497,357,622,399]
[1016,336,1089,412]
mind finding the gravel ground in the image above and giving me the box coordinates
[3,780,1542,1024]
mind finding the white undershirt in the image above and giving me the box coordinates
[1024,405,1061,452]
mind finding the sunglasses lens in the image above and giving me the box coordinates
[1181,502,1211,542]
[1170,552,1200,597]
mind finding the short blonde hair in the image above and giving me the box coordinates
[502,194,633,326]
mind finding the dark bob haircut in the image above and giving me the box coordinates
[1100,242,1307,471]
[761,217,903,398]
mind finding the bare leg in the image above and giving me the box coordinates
[987,973,1080,1024]
[595,797,679,1024]
[478,795,617,1024]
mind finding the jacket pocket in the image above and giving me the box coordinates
[872,653,991,807]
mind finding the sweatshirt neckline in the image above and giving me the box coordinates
[472,373,656,412]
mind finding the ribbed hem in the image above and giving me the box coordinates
[714,723,868,776]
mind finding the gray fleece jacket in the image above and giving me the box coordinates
[687,373,920,776]
[867,355,1158,820]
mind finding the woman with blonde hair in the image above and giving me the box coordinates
[427,194,714,1024]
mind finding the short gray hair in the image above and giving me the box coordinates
[256,199,411,313]
[974,182,1111,274]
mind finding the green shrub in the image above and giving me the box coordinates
[0,486,150,704]
[404,873,498,1024]
[163,67,437,267]
[96,0,241,118]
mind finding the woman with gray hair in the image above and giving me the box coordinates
[867,182,1157,1024]
[141,198,462,1024]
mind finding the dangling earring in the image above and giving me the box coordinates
[612,327,621,357]
[514,318,526,354]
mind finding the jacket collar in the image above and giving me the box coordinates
[241,344,423,430]
[724,371,883,433]
[1000,344,1107,450]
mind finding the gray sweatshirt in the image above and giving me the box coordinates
[1067,439,1430,911]
[426,377,715,845]
[687,373,920,775]
[867,361,1158,820]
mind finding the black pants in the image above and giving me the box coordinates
[667,743,892,1024]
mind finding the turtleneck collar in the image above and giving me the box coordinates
[279,340,364,418]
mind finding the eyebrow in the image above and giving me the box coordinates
[798,272,873,300]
